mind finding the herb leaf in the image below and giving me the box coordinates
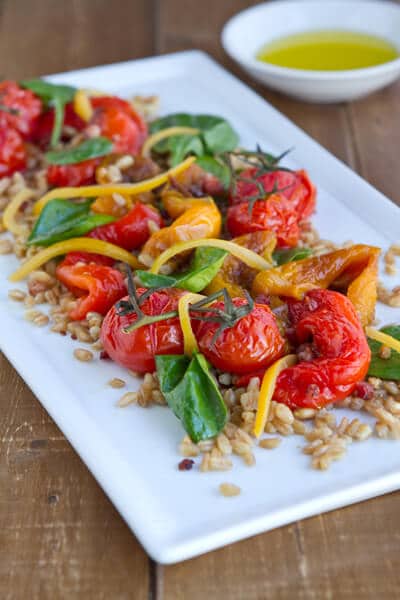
[28,198,114,247]
[156,352,228,442]
[195,156,231,189]
[136,247,227,292]
[21,79,76,148]
[46,137,113,165]
[150,113,239,167]
[273,247,313,265]
[367,325,400,380]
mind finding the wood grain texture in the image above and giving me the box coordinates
[1,1,400,598]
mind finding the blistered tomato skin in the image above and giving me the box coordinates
[101,288,185,373]
[0,121,27,177]
[46,158,101,188]
[194,298,286,374]
[226,195,300,248]
[0,80,42,138]
[274,289,371,409]
[88,202,164,251]
[31,102,86,149]
[90,97,147,155]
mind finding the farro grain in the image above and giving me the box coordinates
[259,437,281,449]
[216,433,232,455]
[117,391,138,407]
[8,289,26,302]
[73,348,93,362]
[219,483,241,497]
[275,403,294,425]
[0,239,13,254]
[108,378,126,389]
[294,408,317,420]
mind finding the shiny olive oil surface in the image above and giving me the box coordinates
[257,30,398,71]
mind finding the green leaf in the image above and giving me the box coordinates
[21,79,76,148]
[273,247,313,266]
[149,113,239,163]
[195,156,231,189]
[136,247,227,293]
[46,137,113,165]
[156,353,228,442]
[28,198,115,247]
[367,325,400,380]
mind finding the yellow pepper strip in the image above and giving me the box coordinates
[73,89,94,122]
[33,156,196,215]
[9,238,140,282]
[178,293,205,357]
[3,188,36,235]
[365,327,400,355]
[150,238,272,275]
[254,354,297,438]
[141,198,221,263]
[141,126,200,157]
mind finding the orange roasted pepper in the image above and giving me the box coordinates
[252,244,380,326]
[206,230,276,298]
[140,194,221,262]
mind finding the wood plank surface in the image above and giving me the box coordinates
[0,1,399,599]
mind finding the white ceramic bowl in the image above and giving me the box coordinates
[222,0,400,103]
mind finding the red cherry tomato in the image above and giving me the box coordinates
[226,195,300,248]
[0,80,42,138]
[194,298,285,374]
[230,168,316,221]
[0,117,27,177]
[46,157,101,187]
[88,202,163,251]
[60,252,114,267]
[31,102,86,149]
[56,262,126,321]
[274,289,371,409]
[101,288,185,373]
[90,96,147,155]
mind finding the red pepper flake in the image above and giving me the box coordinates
[354,381,374,400]
[178,458,195,471]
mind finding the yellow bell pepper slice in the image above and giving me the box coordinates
[254,354,297,438]
[365,327,400,355]
[9,237,140,282]
[33,156,196,215]
[150,238,271,275]
[3,188,36,235]
[73,89,94,122]
[141,126,200,157]
[178,293,205,357]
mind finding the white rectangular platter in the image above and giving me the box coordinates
[1,51,400,564]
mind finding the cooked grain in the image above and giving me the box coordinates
[73,348,94,362]
[259,437,281,449]
[219,483,241,497]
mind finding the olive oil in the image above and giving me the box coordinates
[257,30,398,71]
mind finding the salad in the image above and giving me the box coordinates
[1,78,400,486]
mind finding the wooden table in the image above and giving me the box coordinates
[1,1,399,598]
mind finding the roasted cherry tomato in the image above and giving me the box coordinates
[230,168,316,221]
[90,96,147,155]
[0,117,27,177]
[273,289,371,409]
[193,298,286,374]
[46,157,101,188]
[88,202,163,251]
[31,102,86,149]
[101,288,185,373]
[60,251,114,267]
[0,80,42,138]
[56,262,126,321]
[226,194,300,247]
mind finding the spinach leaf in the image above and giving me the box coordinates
[136,247,227,292]
[368,325,400,380]
[273,247,313,266]
[149,113,239,166]
[46,137,113,165]
[195,156,231,189]
[28,198,115,247]
[21,79,76,147]
[156,353,228,442]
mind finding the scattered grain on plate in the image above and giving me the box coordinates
[0,239,13,254]
[24,309,49,326]
[117,391,138,407]
[73,348,94,362]
[8,289,26,302]
[259,437,281,449]
[108,377,126,389]
[219,483,241,497]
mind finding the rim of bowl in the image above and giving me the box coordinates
[221,0,400,80]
